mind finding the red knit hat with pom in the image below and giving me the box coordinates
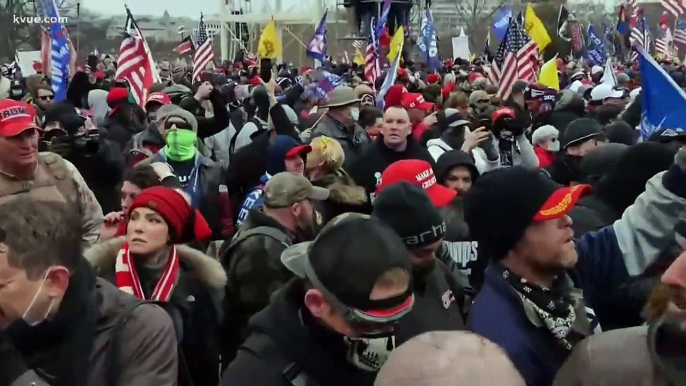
[128,186,213,243]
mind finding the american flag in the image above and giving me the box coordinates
[656,25,674,56]
[491,14,537,101]
[192,15,214,82]
[115,9,155,106]
[364,19,378,85]
[676,17,686,44]
[630,10,649,60]
[663,0,685,17]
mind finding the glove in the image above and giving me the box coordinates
[505,118,526,137]
[478,134,499,161]
[0,329,29,385]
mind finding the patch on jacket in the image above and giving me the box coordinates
[442,289,456,309]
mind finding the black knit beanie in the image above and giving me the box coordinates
[373,182,446,249]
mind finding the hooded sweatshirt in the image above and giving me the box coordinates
[88,89,110,128]
[236,135,301,224]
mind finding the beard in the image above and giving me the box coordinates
[294,209,320,242]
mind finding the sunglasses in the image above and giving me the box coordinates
[476,99,489,104]
[164,122,193,131]
[38,95,54,101]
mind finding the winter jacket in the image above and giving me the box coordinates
[3,274,178,386]
[348,135,435,204]
[68,138,126,214]
[125,122,166,166]
[219,208,296,365]
[204,122,236,168]
[311,115,371,170]
[225,103,301,221]
[311,172,368,226]
[102,115,146,153]
[470,169,686,386]
[427,137,500,175]
[395,260,469,346]
[554,317,682,386]
[220,279,378,386]
[177,92,232,140]
[85,237,226,386]
[236,173,270,225]
[479,135,539,169]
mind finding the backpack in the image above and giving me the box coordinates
[107,301,195,386]
[219,225,291,276]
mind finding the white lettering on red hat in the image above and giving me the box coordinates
[415,168,437,190]
[408,95,426,109]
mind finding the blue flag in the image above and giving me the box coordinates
[307,10,328,62]
[376,51,402,109]
[584,25,606,65]
[637,45,686,140]
[418,9,440,71]
[44,0,70,101]
[493,6,512,41]
[302,70,343,101]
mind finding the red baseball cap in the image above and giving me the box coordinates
[492,107,516,121]
[376,160,457,207]
[0,100,39,137]
[427,74,441,85]
[145,92,172,109]
[401,93,433,112]
[533,184,592,221]
[285,144,312,158]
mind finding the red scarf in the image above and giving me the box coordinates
[115,242,180,302]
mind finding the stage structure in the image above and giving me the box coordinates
[220,0,326,63]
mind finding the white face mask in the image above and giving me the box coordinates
[546,138,560,152]
[23,270,55,326]
[350,107,360,122]
[344,335,395,372]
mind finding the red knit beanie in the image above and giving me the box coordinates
[128,186,213,243]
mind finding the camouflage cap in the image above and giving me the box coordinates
[263,172,330,208]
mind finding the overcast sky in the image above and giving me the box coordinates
[83,0,220,17]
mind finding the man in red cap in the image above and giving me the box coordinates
[0,99,103,249]
[105,87,146,152]
[401,93,437,140]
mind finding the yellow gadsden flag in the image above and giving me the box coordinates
[387,26,404,62]
[537,56,559,90]
[258,20,282,59]
[354,49,365,65]
[525,5,551,52]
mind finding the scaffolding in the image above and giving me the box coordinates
[219,0,326,62]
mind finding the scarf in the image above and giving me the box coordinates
[115,242,180,302]
[7,259,99,386]
[497,265,585,351]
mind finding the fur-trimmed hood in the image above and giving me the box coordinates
[315,173,367,205]
[84,237,227,289]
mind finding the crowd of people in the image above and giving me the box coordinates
[0,53,685,386]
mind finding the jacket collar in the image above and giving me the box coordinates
[312,173,367,205]
[84,237,227,290]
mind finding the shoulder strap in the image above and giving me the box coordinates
[220,226,290,274]
[41,153,78,205]
[107,301,145,386]
[240,334,322,386]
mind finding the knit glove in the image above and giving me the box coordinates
[478,134,499,161]
[0,330,29,386]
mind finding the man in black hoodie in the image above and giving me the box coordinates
[221,213,415,386]
[348,106,434,203]
[435,150,479,196]
[373,183,469,345]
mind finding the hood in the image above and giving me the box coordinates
[314,173,367,205]
[88,89,110,128]
[138,122,165,146]
[84,237,227,290]
[434,149,479,184]
[579,143,629,185]
[426,137,453,152]
[267,135,303,175]
[595,142,676,215]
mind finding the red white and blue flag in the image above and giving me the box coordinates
[307,10,328,61]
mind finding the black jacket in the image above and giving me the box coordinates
[220,279,378,386]
[178,92,232,140]
[68,138,126,214]
[347,136,435,205]
[225,103,301,220]
[394,261,468,346]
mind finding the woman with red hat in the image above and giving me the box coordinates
[85,186,226,386]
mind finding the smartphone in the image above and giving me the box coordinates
[479,118,492,131]
[259,58,272,83]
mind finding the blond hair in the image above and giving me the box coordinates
[308,136,345,174]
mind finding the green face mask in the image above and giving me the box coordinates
[164,126,197,162]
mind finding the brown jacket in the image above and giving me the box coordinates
[12,278,178,386]
[554,326,670,386]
